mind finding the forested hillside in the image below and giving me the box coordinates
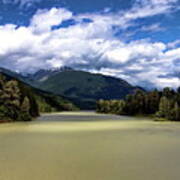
[0,73,77,122]
[0,67,142,110]
[28,69,141,109]
[0,74,39,122]
[97,88,180,121]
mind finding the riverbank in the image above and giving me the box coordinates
[0,118,11,123]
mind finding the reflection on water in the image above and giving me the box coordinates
[0,112,180,180]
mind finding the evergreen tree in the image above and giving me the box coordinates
[156,96,170,118]
[96,87,180,121]
[0,74,38,121]
[177,87,180,94]
[18,96,31,121]
[145,90,160,114]
[0,78,21,120]
[173,102,180,121]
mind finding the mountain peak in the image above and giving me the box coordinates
[26,66,74,81]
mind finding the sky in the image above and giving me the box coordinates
[0,0,179,89]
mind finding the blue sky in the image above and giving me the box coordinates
[0,0,179,88]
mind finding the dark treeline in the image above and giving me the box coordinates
[0,74,39,122]
[0,73,77,122]
[96,88,180,121]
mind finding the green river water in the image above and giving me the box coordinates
[0,111,180,180]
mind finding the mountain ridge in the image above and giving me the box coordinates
[0,67,144,109]
[27,69,143,109]
[0,71,77,113]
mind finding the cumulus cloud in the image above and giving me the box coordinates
[30,8,72,33]
[0,0,179,89]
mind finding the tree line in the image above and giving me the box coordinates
[96,87,180,121]
[0,74,39,122]
[0,73,77,122]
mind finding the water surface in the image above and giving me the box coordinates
[0,111,180,180]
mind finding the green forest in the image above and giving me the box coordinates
[0,74,77,122]
[96,88,180,121]
[0,74,39,122]
[1,70,180,122]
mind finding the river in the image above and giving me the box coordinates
[0,111,180,180]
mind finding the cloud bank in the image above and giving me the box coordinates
[0,0,179,89]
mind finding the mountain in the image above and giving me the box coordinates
[28,69,141,109]
[26,67,73,82]
[0,67,144,110]
[0,71,77,114]
[0,67,24,81]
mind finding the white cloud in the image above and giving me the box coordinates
[105,48,131,63]
[140,24,165,32]
[123,0,178,20]
[167,40,180,48]
[0,0,179,89]
[75,0,179,38]
[30,8,72,33]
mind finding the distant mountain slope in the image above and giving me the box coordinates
[29,69,141,109]
[26,67,73,82]
[0,67,24,81]
[0,67,143,109]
